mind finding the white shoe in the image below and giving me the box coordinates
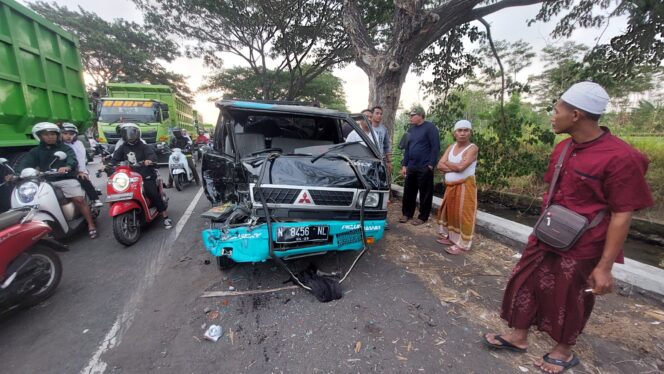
[94,200,104,207]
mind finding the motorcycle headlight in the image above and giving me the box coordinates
[357,192,380,208]
[112,172,130,192]
[18,181,39,204]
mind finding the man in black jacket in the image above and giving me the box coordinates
[168,128,200,187]
[16,122,98,238]
[113,124,172,229]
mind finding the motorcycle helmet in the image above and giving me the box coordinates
[32,122,61,141]
[120,123,141,144]
[172,128,183,138]
[61,122,79,141]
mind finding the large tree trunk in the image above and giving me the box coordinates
[366,62,410,141]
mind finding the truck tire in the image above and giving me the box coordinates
[216,256,236,271]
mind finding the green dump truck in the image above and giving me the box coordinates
[0,0,91,163]
[97,83,194,145]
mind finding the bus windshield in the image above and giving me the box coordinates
[98,100,158,123]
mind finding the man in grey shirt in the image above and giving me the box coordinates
[370,106,392,167]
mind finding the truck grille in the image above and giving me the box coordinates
[253,187,300,204]
[336,228,362,245]
[103,129,158,144]
[309,190,354,206]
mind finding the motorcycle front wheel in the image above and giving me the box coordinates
[113,211,141,246]
[20,245,63,307]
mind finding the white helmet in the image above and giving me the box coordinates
[32,122,61,141]
[61,122,78,134]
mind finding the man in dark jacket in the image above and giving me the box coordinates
[15,122,98,238]
[113,124,172,229]
[399,105,440,225]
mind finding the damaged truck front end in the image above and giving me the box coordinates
[201,101,389,268]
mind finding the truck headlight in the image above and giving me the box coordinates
[18,181,39,204]
[358,192,379,208]
[112,172,130,192]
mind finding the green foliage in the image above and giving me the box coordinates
[29,1,192,101]
[532,0,664,83]
[201,67,348,111]
[428,89,554,190]
[133,0,350,102]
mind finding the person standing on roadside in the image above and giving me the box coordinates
[436,120,478,255]
[370,106,393,171]
[484,82,653,374]
[399,106,440,226]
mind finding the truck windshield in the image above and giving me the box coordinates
[98,100,158,123]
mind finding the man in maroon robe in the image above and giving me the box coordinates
[484,82,653,374]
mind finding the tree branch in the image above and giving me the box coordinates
[478,17,506,128]
[468,0,545,21]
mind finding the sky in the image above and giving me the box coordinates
[19,0,629,123]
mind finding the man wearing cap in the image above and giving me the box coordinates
[484,82,653,374]
[435,119,478,255]
[400,106,440,225]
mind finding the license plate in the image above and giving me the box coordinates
[276,225,329,243]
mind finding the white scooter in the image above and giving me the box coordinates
[168,148,196,191]
[0,152,100,239]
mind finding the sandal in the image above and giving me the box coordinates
[445,245,465,255]
[411,218,425,226]
[536,353,579,373]
[483,334,527,353]
[88,229,98,239]
[436,237,453,245]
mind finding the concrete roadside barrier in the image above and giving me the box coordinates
[391,184,664,296]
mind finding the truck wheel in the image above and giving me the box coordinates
[113,212,141,246]
[216,256,236,271]
[20,244,63,308]
[174,174,183,191]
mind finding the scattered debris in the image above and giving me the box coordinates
[179,255,192,262]
[204,325,222,342]
[518,365,529,372]
[201,285,299,298]
[82,329,89,334]
[228,286,236,291]
[396,355,408,361]
[644,309,664,322]
[354,341,362,353]
[229,328,234,345]
[207,310,220,320]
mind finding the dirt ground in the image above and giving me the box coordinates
[385,202,664,373]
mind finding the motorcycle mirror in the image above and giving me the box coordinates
[0,158,7,165]
[54,151,67,160]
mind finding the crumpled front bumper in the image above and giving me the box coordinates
[202,220,386,263]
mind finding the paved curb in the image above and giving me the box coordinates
[391,184,664,296]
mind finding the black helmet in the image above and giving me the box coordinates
[172,128,183,138]
[120,123,141,144]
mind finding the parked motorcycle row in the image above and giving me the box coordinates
[0,141,207,315]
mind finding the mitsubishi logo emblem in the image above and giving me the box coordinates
[295,190,314,205]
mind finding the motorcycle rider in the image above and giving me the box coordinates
[112,123,172,229]
[61,123,103,207]
[168,128,200,187]
[194,130,209,159]
[14,122,99,239]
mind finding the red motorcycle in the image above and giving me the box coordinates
[0,206,65,314]
[105,162,168,246]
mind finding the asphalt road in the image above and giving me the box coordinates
[2,158,660,373]
[0,158,515,374]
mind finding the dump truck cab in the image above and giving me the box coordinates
[201,101,389,266]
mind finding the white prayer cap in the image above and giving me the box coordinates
[453,119,472,131]
[560,81,609,115]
